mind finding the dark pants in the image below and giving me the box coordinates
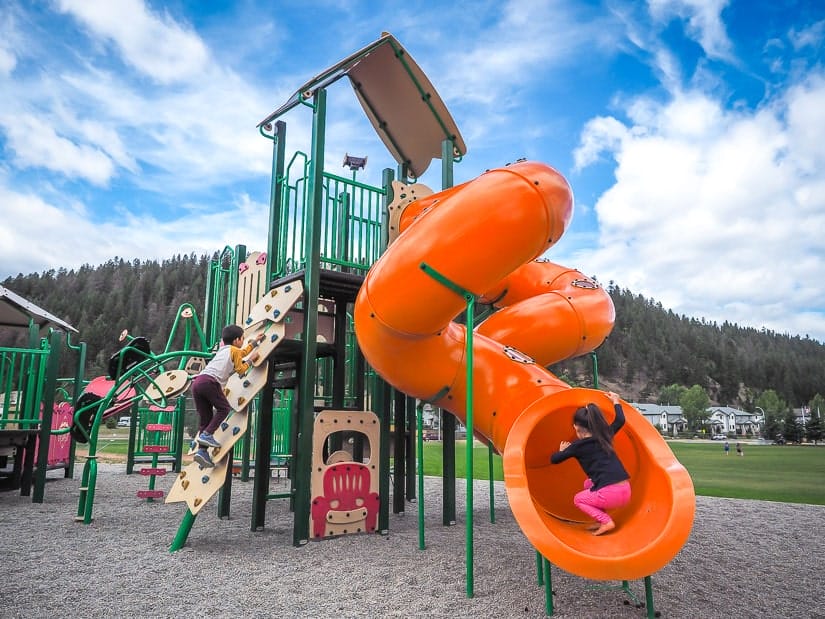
[192,374,231,435]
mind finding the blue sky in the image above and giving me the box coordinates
[1,1,824,342]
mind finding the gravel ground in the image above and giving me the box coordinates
[1,464,824,619]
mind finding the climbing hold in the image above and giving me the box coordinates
[179,471,187,479]
[232,426,240,436]
[194,498,202,507]
[246,317,253,325]
[270,333,278,342]
[284,285,291,292]
[221,421,229,431]
[265,304,272,312]
[201,476,209,484]
[237,396,246,406]
[182,480,190,490]
[273,309,281,319]
[243,380,251,388]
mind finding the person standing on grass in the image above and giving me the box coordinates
[191,325,264,468]
[550,390,631,536]
[724,441,730,455]
[736,442,743,456]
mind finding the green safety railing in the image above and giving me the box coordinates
[272,152,386,279]
[0,346,49,429]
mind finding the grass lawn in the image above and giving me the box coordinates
[81,432,825,505]
[416,441,825,506]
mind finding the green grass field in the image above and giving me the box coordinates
[416,441,825,506]
[82,433,825,505]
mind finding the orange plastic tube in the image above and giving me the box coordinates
[354,161,695,581]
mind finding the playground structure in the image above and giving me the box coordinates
[0,285,80,498]
[0,32,696,616]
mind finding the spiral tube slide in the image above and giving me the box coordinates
[354,161,695,581]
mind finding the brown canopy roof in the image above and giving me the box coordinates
[258,33,466,178]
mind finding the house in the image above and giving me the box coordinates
[706,406,761,436]
[630,403,688,436]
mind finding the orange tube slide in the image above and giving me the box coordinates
[354,161,695,581]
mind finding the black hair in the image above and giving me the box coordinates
[573,403,615,454]
[221,324,244,345]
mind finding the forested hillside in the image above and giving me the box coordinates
[3,255,825,409]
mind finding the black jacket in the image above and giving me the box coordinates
[550,404,630,490]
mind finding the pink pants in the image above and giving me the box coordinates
[573,479,631,524]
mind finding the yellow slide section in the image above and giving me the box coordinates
[354,161,694,581]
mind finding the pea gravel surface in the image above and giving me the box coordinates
[1,463,823,619]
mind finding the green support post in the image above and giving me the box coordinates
[377,377,392,534]
[265,121,287,282]
[33,330,62,502]
[292,87,326,546]
[392,389,406,514]
[252,356,275,531]
[416,401,425,550]
[170,509,197,552]
[66,332,86,478]
[488,443,496,523]
[405,395,416,501]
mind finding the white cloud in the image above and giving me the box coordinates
[648,0,734,62]
[0,113,116,185]
[571,76,825,341]
[56,0,210,84]
[0,176,269,278]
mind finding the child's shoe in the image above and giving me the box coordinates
[193,448,215,468]
[197,431,221,449]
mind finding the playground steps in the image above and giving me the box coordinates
[165,279,304,515]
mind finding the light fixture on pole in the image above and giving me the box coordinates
[343,153,367,179]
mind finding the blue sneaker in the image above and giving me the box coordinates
[197,431,221,449]
[193,448,215,468]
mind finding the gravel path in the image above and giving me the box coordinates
[1,464,823,618]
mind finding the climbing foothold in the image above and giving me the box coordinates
[265,304,272,312]
[243,380,250,388]
[273,309,281,319]
[194,498,202,507]
[201,476,209,484]
[232,426,240,436]
[237,396,246,406]
[182,480,190,490]
[270,333,278,342]
[246,317,253,325]
[284,285,291,292]
[220,421,229,431]
[179,471,187,479]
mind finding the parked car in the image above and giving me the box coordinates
[711,434,727,440]
[117,417,130,427]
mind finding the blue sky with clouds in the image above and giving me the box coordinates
[1,0,824,342]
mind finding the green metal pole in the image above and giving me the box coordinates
[591,351,599,389]
[644,576,655,618]
[33,329,62,502]
[66,332,86,478]
[265,120,287,282]
[416,400,425,550]
[293,87,326,546]
[169,509,197,552]
[543,556,554,615]
[488,443,495,523]
[464,293,475,598]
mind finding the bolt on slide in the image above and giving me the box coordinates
[354,160,695,581]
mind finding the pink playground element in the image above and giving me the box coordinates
[310,463,379,538]
[139,467,167,476]
[84,376,136,417]
[34,401,73,467]
[137,490,164,499]
[145,424,172,432]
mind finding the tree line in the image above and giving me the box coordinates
[3,256,825,435]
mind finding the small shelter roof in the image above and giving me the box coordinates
[0,285,77,333]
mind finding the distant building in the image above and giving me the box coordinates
[706,406,760,436]
[631,403,687,435]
